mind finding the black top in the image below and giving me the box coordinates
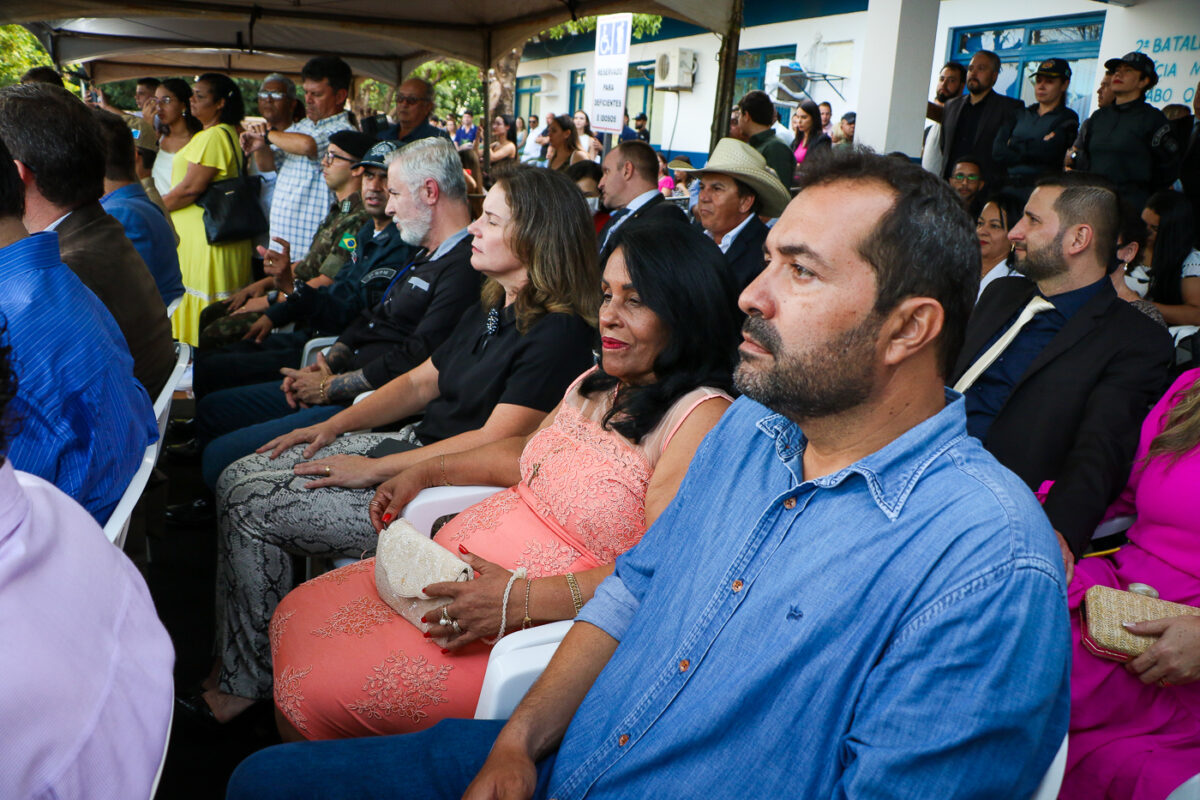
[948,98,984,173]
[992,102,1079,184]
[415,304,596,444]
[377,118,452,144]
[338,234,482,387]
[1078,98,1181,212]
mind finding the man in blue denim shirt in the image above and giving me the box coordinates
[228,151,1070,800]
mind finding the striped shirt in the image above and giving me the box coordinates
[269,112,354,261]
[0,232,157,523]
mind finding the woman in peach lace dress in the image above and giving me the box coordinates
[269,219,740,740]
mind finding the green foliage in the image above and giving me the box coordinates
[541,14,662,41]
[0,24,80,90]
[413,59,484,118]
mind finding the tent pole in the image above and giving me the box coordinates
[709,0,743,153]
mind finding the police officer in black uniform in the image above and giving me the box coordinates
[1074,51,1180,212]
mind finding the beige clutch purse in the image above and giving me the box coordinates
[1081,584,1200,661]
[375,518,472,641]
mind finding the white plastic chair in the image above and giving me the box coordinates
[102,440,159,548]
[155,342,191,443]
[301,335,338,368]
[474,620,573,719]
[1168,774,1200,800]
[1031,733,1068,800]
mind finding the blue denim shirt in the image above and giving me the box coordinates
[552,393,1070,799]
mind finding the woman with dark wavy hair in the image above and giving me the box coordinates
[1142,190,1200,326]
[151,78,202,196]
[182,166,600,727]
[162,72,252,345]
[266,218,738,741]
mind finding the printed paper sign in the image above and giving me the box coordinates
[592,13,632,135]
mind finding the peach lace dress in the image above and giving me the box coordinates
[269,369,729,739]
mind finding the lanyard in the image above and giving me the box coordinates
[382,250,426,300]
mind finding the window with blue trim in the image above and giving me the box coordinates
[569,69,586,115]
[735,45,798,122]
[626,61,655,122]
[516,76,541,122]
[948,13,1105,120]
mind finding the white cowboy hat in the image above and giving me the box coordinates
[668,138,791,218]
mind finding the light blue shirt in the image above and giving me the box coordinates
[552,393,1070,799]
[0,232,157,523]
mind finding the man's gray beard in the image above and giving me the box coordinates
[733,315,879,421]
[397,207,433,248]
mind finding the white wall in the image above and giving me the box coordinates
[518,10,869,159]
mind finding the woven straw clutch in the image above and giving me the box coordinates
[1081,585,1200,661]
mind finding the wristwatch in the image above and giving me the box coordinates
[267,289,280,305]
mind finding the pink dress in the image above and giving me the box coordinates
[1062,368,1200,800]
[270,370,729,739]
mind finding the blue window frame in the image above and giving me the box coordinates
[569,69,586,115]
[948,13,1105,120]
[516,76,541,122]
[626,61,655,120]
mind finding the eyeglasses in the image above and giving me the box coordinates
[258,91,289,101]
[395,94,429,106]
[951,173,981,182]
[156,96,175,105]
[323,151,357,164]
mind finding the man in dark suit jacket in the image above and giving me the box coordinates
[668,137,792,289]
[0,82,174,398]
[940,50,1023,187]
[596,140,686,265]
[951,174,1173,579]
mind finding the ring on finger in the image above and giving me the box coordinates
[451,618,463,635]
[440,607,453,626]
[324,465,332,476]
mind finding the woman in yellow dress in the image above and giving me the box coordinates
[163,72,254,345]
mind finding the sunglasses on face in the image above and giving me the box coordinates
[395,94,429,106]
[258,91,288,101]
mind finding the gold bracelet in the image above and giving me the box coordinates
[440,455,451,486]
[318,375,329,404]
[565,572,583,615]
[522,577,533,629]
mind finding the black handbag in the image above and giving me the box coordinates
[195,126,268,244]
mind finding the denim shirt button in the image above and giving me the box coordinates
[678,659,690,672]
[783,497,797,510]
[618,734,630,746]
[731,580,743,592]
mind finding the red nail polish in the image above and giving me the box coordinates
[441,648,450,654]
[420,616,428,624]
[458,544,469,554]
[381,512,394,523]
[423,632,432,638]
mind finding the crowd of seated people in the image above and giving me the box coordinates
[5,42,1200,800]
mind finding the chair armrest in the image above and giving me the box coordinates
[1092,514,1136,540]
[474,620,574,720]
[401,485,505,537]
[301,336,339,368]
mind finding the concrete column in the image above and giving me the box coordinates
[857,0,940,156]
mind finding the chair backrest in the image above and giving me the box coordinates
[1030,733,1068,800]
[165,295,182,319]
[155,342,191,442]
[474,620,574,719]
[101,440,159,548]
[301,336,338,368]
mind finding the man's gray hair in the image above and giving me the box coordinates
[385,137,468,203]
[262,73,296,96]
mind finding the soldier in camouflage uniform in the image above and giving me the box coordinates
[198,130,375,349]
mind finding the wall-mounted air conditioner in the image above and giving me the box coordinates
[654,48,696,91]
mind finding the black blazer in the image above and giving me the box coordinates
[723,215,770,291]
[598,193,687,266]
[939,90,1023,182]
[951,276,1174,555]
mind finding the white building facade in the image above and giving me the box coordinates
[515,0,1200,167]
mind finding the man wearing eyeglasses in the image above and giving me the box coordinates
[242,56,356,262]
[948,157,987,215]
[376,78,450,144]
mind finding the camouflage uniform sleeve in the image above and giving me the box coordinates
[317,209,371,280]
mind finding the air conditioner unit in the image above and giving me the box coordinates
[654,48,696,91]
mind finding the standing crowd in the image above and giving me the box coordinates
[1,45,1199,800]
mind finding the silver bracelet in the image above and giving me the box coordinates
[494,567,527,642]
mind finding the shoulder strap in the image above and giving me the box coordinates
[216,124,244,178]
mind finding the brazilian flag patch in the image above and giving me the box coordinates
[339,232,357,253]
